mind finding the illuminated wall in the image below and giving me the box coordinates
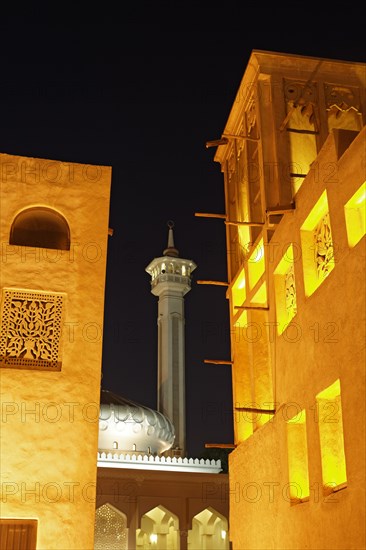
[212,51,366,550]
[0,153,112,549]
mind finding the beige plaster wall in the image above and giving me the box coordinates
[229,130,366,549]
[0,153,112,549]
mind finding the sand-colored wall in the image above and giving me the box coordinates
[229,129,365,549]
[0,153,111,549]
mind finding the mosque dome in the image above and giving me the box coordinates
[98,389,175,455]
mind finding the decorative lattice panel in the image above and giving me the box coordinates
[94,504,128,550]
[0,288,65,370]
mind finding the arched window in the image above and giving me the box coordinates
[10,207,70,250]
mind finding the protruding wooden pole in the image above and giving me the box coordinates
[205,443,236,448]
[197,280,229,286]
[225,220,264,227]
[194,212,226,219]
[234,305,269,310]
[235,406,275,414]
[203,359,233,365]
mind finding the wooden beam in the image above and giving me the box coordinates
[204,359,233,365]
[266,204,295,215]
[234,306,269,311]
[235,406,275,414]
[225,220,264,227]
[197,280,229,286]
[205,443,236,449]
[194,212,226,219]
[222,132,259,142]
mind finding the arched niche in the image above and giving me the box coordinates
[188,507,229,549]
[137,505,179,549]
[94,503,128,550]
[9,206,70,250]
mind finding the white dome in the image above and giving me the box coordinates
[98,390,175,455]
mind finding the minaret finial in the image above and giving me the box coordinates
[163,220,179,257]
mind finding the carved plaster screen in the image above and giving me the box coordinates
[0,288,65,371]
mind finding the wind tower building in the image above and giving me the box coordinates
[204,50,366,550]
[145,221,197,457]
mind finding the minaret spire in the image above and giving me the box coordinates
[145,221,197,457]
[163,220,179,257]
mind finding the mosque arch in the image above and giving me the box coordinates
[188,507,229,549]
[9,206,70,250]
[94,503,128,550]
[137,504,180,549]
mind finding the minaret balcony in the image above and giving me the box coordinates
[151,273,192,289]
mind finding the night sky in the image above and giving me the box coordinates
[1,5,365,457]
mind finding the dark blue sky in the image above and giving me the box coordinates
[1,4,364,457]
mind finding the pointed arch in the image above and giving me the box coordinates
[137,505,180,549]
[10,206,70,250]
[188,507,229,549]
[94,503,128,550]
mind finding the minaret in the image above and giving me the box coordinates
[145,221,197,457]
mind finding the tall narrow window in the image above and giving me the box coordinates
[232,309,253,443]
[300,190,335,296]
[283,80,318,195]
[274,244,297,334]
[286,410,310,504]
[316,379,347,495]
[344,181,366,247]
[10,207,70,250]
[248,238,265,290]
[231,267,246,317]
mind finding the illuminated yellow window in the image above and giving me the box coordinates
[283,80,318,196]
[316,380,347,495]
[344,181,366,247]
[238,224,251,257]
[300,191,335,296]
[231,310,253,443]
[251,281,267,305]
[248,238,265,290]
[232,310,248,342]
[274,244,297,334]
[231,267,246,316]
[286,410,310,504]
